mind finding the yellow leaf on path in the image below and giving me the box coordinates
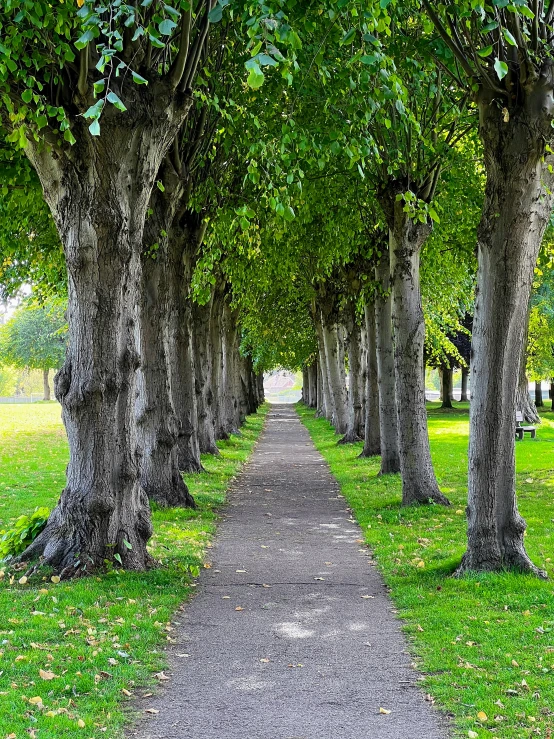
[379,707,391,715]
[145,708,159,714]
[155,672,170,681]
[51,576,60,584]
[477,711,487,721]
[235,606,244,611]
[39,669,57,680]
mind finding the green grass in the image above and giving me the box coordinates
[0,402,268,739]
[297,401,554,739]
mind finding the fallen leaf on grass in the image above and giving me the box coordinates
[18,576,28,585]
[50,576,60,584]
[122,689,132,696]
[468,732,478,739]
[477,711,487,721]
[28,696,43,706]
[77,719,85,728]
[379,708,391,715]
[39,669,57,680]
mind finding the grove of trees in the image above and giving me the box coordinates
[1,0,554,579]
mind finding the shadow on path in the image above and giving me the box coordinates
[128,404,449,739]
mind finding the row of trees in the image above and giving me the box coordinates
[1,0,554,579]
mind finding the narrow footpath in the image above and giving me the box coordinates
[130,405,448,739]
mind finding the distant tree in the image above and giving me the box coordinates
[0,300,67,400]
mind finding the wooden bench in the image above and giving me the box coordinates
[515,411,536,440]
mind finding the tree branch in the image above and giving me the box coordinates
[169,8,192,88]
[77,46,89,97]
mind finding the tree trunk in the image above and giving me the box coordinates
[515,307,540,423]
[340,310,364,444]
[440,367,453,409]
[389,210,449,506]
[461,366,469,402]
[359,301,381,456]
[221,298,242,436]
[192,295,219,455]
[321,314,348,434]
[166,220,203,473]
[374,249,401,474]
[136,248,194,508]
[18,99,190,574]
[357,321,368,438]
[256,374,265,405]
[307,363,318,408]
[534,380,542,407]
[550,380,554,409]
[315,317,332,420]
[42,369,51,402]
[460,103,554,577]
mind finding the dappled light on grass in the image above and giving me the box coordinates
[298,402,554,739]
[0,403,268,739]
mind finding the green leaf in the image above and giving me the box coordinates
[246,62,265,89]
[429,208,440,223]
[83,99,103,119]
[21,89,33,104]
[257,54,278,67]
[89,119,101,136]
[159,18,177,35]
[75,28,94,50]
[341,28,356,45]
[114,552,123,564]
[123,539,133,550]
[502,27,517,46]
[494,57,509,80]
[477,45,493,58]
[131,70,149,85]
[208,4,223,22]
[107,91,127,112]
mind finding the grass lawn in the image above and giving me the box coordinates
[297,401,554,739]
[0,401,267,739]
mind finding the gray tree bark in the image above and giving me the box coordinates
[192,294,219,455]
[461,366,469,402]
[389,206,450,506]
[359,301,381,456]
[374,250,401,474]
[535,380,544,407]
[43,369,51,402]
[321,315,348,434]
[460,98,554,577]
[440,367,453,409]
[18,96,190,574]
[340,306,364,444]
[315,316,332,421]
[137,246,194,508]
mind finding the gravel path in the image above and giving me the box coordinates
[129,404,449,739]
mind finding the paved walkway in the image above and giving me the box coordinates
[130,405,448,739]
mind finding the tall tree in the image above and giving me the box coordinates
[423,0,554,576]
[0,299,67,400]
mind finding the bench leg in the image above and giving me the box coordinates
[516,429,523,441]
